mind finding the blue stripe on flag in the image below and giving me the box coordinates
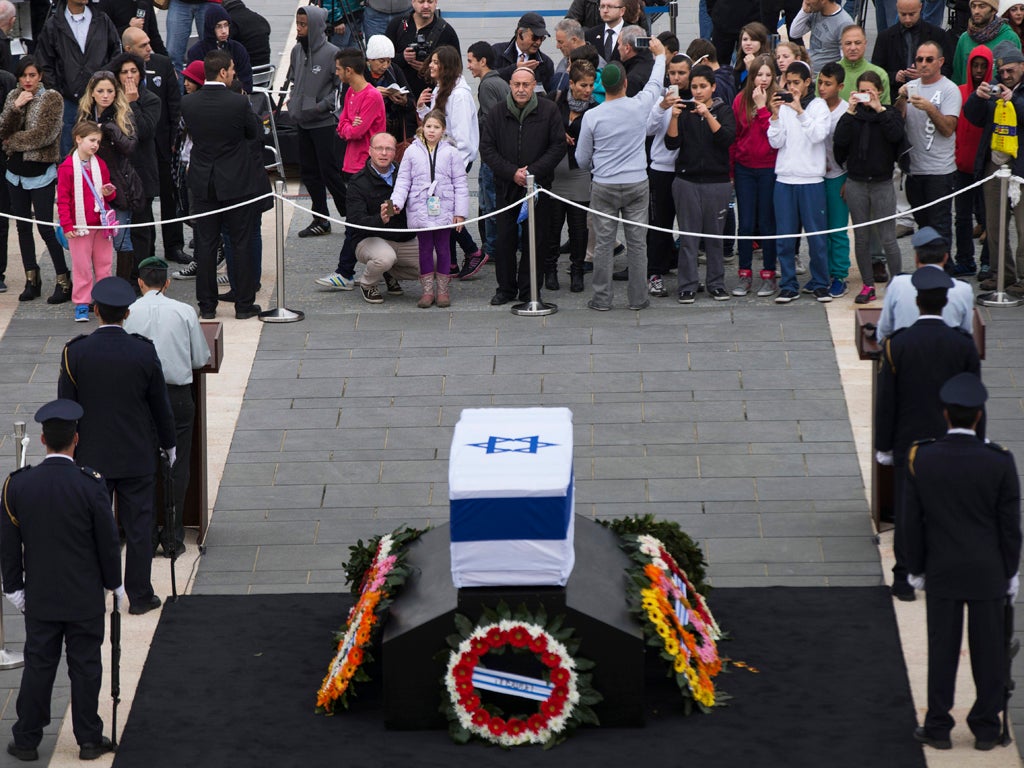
[471,667,555,701]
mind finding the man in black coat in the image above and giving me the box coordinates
[385,0,460,99]
[2,399,123,762]
[57,277,176,617]
[871,0,953,96]
[222,0,271,68]
[123,26,188,264]
[35,0,121,154]
[96,0,167,56]
[491,13,555,91]
[479,65,566,305]
[876,267,982,600]
[904,373,1022,751]
[179,49,264,319]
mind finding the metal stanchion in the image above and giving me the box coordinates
[511,175,557,317]
[979,165,1023,308]
[0,423,26,670]
[669,0,678,35]
[260,179,305,323]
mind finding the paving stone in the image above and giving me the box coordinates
[592,455,699,479]
[494,354,591,374]
[219,463,280,486]
[704,537,824,564]
[338,406,441,429]
[197,546,259,572]
[322,482,433,508]
[745,399,851,421]
[592,421,697,446]
[254,544,351,571]
[313,518,417,544]
[643,370,742,391]
[798,420,857,442]
[384,426,454,448]
[276,460,381,485]
[759,512,875,538]
[820,536,883,562]
[591,353,688,373]
[756,476,865,501]
[542,372,643,393]
[648,477,757,502]
[344,376,444,396]
[804,453,863,477]
[442,373,542,395]
[301,358,399,378]
[575,478,647,503]
[708,575,829,587]
[698,453,807,478]
[696,420,799,443]
[766,561,882,576]
[236,408,340,430]
[215,485,324,510]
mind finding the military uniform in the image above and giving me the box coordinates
[904,374,1022,747]
[1,401,121,758]
[875,268,982,597]
[57,278,175,612]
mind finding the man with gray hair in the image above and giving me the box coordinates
[549,17,592,97]
[575,36,666,311]
[0,1,14,75]
[617,25,654,97]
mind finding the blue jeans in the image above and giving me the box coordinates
[329,15,362,49]
[774,181,828,293]
[362,5,408,39]
[113,208,133,252]
[698,0,713,39]
[875,0,897,30]
[734,163,777,272]
[922,0,945,27]
[477,163,497,257]
[167,0,208,75]
[60,98,78,157]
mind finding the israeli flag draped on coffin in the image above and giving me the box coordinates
[448,408,576,588]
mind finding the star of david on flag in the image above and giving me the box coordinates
[467,436,558,454]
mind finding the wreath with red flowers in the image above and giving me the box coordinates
[442,602,602,748]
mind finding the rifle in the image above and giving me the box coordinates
[110,593,121,750]
[162,450,178,601]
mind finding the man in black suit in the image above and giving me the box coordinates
[875,267,982,601]
[2,399,123,763]
[904,373,1022,751]
[123,26,188,264]
[179,49,263,319]
[871,0,953,96]
[584,0,625,64]
[57,277,176,617]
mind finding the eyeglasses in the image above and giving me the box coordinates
[599,4,623,9]
[371,145,397,153]
[915,55,937,63]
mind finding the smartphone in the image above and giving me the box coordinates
[667,84,680,99]
[679,98,697,109]
[385,199,396,217]
[852,92,870,103]
[634,37,651,49]
[905,82,919,99]
[775,92,794,103]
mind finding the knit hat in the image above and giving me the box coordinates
[976,0,1000,12]
[994,40,1024,66]
[365,35,395,60]
[999,0,1022,15]
[182,60,206,86]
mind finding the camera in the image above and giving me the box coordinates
[412,33,432,62]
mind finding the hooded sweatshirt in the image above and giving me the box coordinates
[288,6,340,130]
[186,4,253,92]
[956,45,992,173]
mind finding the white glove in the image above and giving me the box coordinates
[165,447,177,467]
[908,574,925,591]
[1009,573,1019,601]
[4,590,25,612]
[875,450,894,466]
[113,585,126,612]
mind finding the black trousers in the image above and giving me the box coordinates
[297,124,347,219]
[906,172,956,248]
[132,197,156,276]
[493,199,549,301]
[924,594,1005,741]
[14,615,104,748]
[8,180,68,274]
[108,474,156,604]
[647,168,676,276]
[157,149,184,252]
[546,196,588,272]
[194,197,256,313]
[154,384,195,550]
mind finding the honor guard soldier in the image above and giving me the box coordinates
[875,266,982,600]
[905,373,1022,751]
[2,400,124,762]
[58,276,176,616]
[124,256,211,557]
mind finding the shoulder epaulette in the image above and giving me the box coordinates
[129,333,154,345]
[64,333,88,346]
[911,438,937,448]
[79,465,104,481]
[986,441,1011,454]
[907,439,936,477]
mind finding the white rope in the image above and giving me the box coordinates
[539,171,999,241]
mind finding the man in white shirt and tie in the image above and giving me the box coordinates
[585,0,625,63]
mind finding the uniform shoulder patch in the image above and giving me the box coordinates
[911,438,937,447]
[129,333,154,345]
[64,334,88,346]
[79,465,104,481]
[7,465,31,477]
[986,441,1011,454]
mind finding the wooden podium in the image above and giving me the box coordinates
[854,308,986,530]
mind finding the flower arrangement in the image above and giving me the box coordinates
[315,526,423,714]
[624,533,725,714]
[442,602,602,748]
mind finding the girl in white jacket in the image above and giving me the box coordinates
[766,60,831,305]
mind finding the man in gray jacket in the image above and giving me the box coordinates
[289,5,345,237]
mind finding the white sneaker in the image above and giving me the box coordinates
[315,272,354,290]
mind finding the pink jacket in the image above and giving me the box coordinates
[390,136,468,230]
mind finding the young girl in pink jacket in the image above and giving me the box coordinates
[390,110,468,308]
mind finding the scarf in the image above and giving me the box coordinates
[567,95,593,113]
[506,91,538,124]
[72,153,104,231]
[969,15,1006,43]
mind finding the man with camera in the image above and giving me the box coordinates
[385,0,459,97]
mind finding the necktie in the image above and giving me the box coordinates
[519,52,527,64]
[605,28,615,61]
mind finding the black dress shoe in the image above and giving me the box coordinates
[79,737,114,760]
[218,291,237,302]
[975,737,999,751]
[165,247,191,264]
[128,595,162,615]
[613,267,629,281]
[200,310,216,320]
[570,270,584,293]
[544,271,560,291]
[7,741,38,761]
[913,727,951,750]
[489,292,512,306]
[891,579,916,602]
[235,304,262,320]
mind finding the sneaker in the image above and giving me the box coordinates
[628,299,650,310]
[828,278,848,298]
[648,274,667,297]
[298,220,331,238]
[74,304,90,322]
[217,273,229,285]
[587,299,611,311]
[731,269,752,296]
[172,261,198,280]
[360,284,384,304]
[709,286,730,301]
[383,272,404,295]
[774,289,799,304]
[795,255,807,275]
[813,287,832,303]
[951,261,976,277]
[457,251,488,280]
[756,271,778,297]
[677,290,696,304]
[315,272,354,290]
[0,278,6,292]
[800,282,814,294]
[977,268,993,283]
[854,285,876,304]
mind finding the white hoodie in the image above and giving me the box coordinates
[419,75,479,169]
[766,97,830,185]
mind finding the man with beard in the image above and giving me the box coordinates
[952,0,1021,84]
